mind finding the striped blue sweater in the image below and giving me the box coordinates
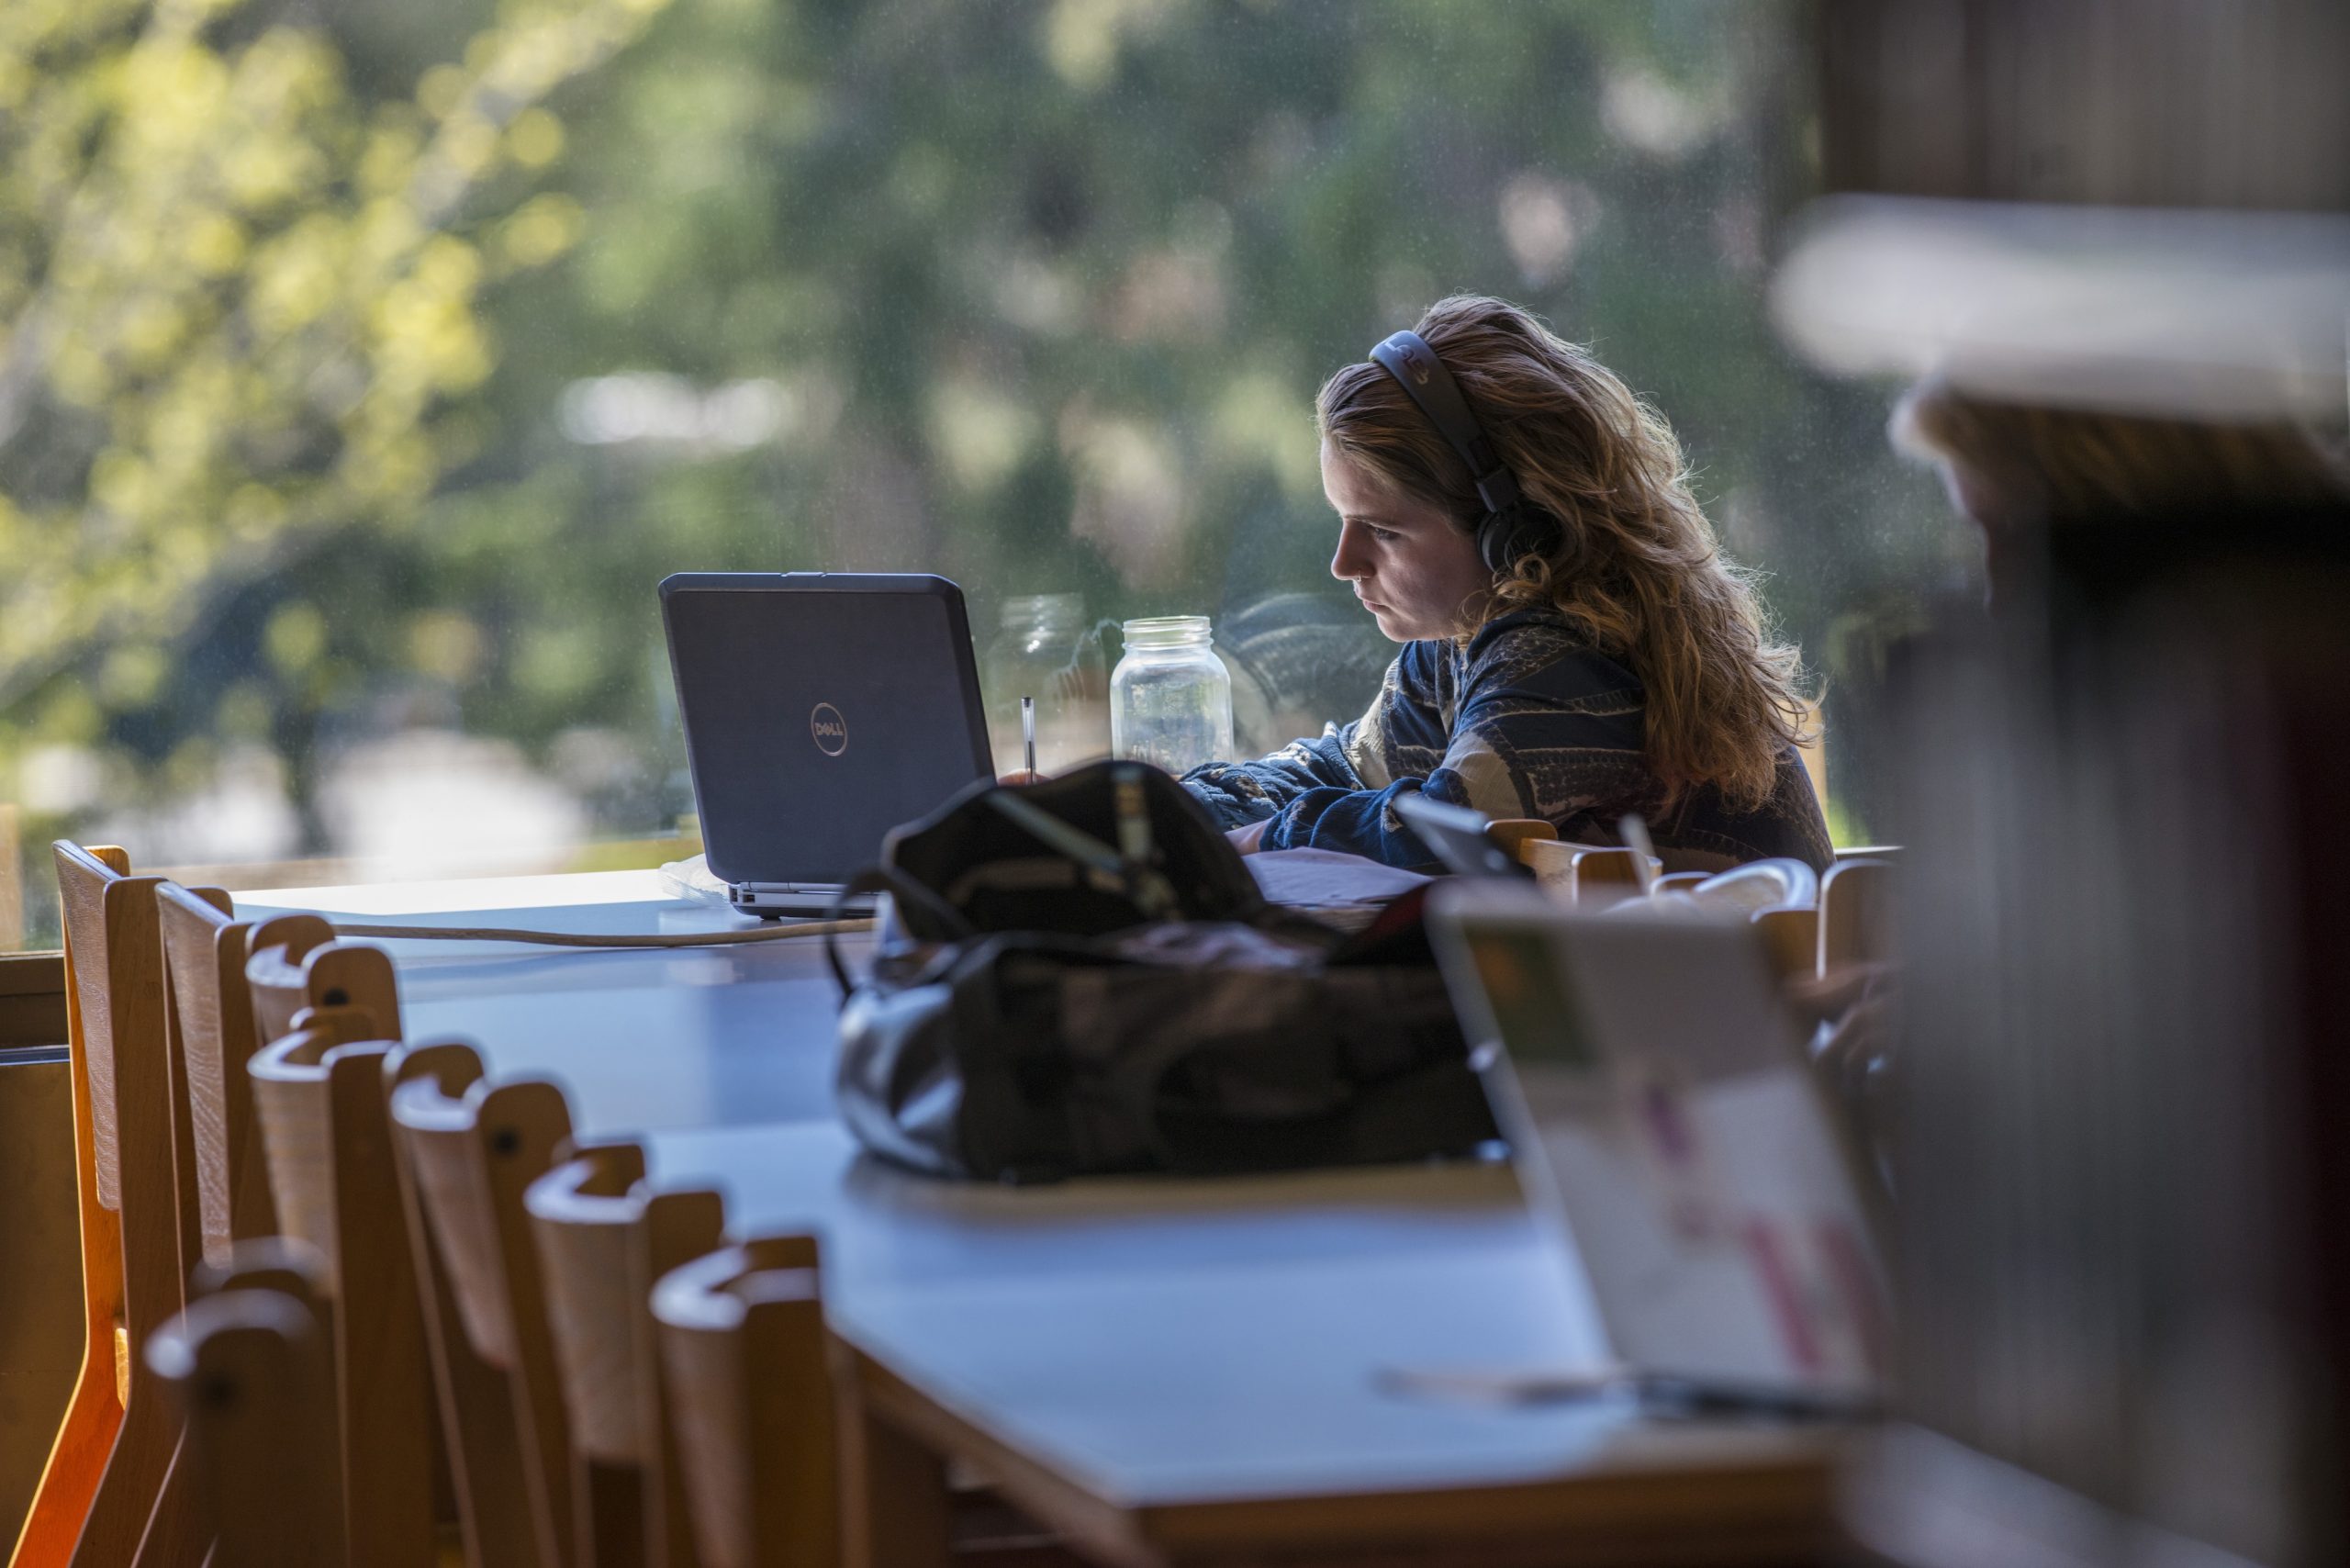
[1182,607,1831,872]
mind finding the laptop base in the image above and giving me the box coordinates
[729,883,879,920]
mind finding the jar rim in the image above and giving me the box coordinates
[1121,614,1213,646]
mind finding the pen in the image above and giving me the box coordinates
[1021,696,1035,778]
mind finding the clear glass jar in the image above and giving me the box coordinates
[982,594,1109,774]
[1110,615,1234,776]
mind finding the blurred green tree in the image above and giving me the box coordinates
[0,0,666,846]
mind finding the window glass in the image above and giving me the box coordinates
[0,0,1964,950]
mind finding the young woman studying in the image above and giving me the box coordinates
[1182,295,1832,873]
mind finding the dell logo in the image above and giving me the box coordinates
[811,702,848,756]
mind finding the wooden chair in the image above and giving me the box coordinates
[1751,904,1824,984]
[156,884,275,1271]
[243,936,442,1568]
[16,844,207,1568]
[146,1274,345,1568]
[252,924,540,1568]
[389,1042,580,1568]
[1483,817,1558,868]
[245,913,396,1045]
[650,1236,836,1568]
[1818,858,1896,976]
[1518,842,1651,906]
[1684,857,1820,918]
[10,846,129,1568]
[529,1143,727,1568]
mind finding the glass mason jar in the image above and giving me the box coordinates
[982,594,1110,775]
[1110,615,1234,777]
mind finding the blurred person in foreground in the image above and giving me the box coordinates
[1183,296,1831,872]
[1811,372,2350,1169]
[1891,372,2350,601]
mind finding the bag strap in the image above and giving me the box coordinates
[982,765,1181,920]
[825,866,974,999]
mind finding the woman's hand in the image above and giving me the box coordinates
[997,770,1046,785]
[1225,820,1270,855]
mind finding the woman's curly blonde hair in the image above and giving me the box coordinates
[1317,295,1807,812]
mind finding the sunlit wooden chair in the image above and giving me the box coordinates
[1818,858,1897,976]
[244,934,442,1568]
[651,1236,837,1568]
[156,884,275,1270]
[1751,903,1824,984]
[529,1142,726,1568]
[389,1041,580,1568]
[1483,817,1557,867]
[1518,841,1651,905]
[15,845,207,1568]
[147,1261,345,1568]
[1684,857,1820,918]
[10,846,129,1568]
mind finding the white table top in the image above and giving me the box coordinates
[241,869,1829,1520]
[239,869,850,1133]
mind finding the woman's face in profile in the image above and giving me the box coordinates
[1322,442,1493,642]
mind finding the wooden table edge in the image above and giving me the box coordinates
[837,1333,1844,1568]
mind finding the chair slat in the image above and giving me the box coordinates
[158,884,274,1270]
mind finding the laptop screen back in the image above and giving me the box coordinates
[661,572,993,887]
[1428,882,1886,1402]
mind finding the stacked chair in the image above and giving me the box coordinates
[14,840,1074,1567]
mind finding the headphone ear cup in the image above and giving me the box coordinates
[1478,507,1552,577]
[1478,513,1514,577]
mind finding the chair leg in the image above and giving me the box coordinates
[7,1372,123,1568]
[580,1459,647,1568]
[66,1379,185,1568]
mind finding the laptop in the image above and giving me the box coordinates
[660,572,994,916]
[1425,880,1886,1415]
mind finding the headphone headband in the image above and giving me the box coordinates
[1367,330,1521,514]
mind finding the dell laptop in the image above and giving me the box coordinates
[1425,880,1886,1415]
[660,572,994,916]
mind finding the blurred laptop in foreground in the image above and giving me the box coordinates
[1427,884,1886,1416]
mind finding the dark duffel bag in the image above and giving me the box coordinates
[827,761,1496,1183]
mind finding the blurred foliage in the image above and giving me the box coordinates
[0,0,1962,902]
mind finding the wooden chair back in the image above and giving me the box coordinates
[1519,842,1652,906]
[156,883,274,1270]
[1751,904,1824,984]
[1685,857,1820,918]
[243,967,440,1568]
[245,913,398,1046]
[24,843,207,1568]
[529,1144,728,1568]
[1484,818,1558,868]
[651,1236,835,1568]
[1818,858,1896,975]
[147,1282,345,1568]
[390,1043,580,1568]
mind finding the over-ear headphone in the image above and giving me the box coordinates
[1368,330,1556,576]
